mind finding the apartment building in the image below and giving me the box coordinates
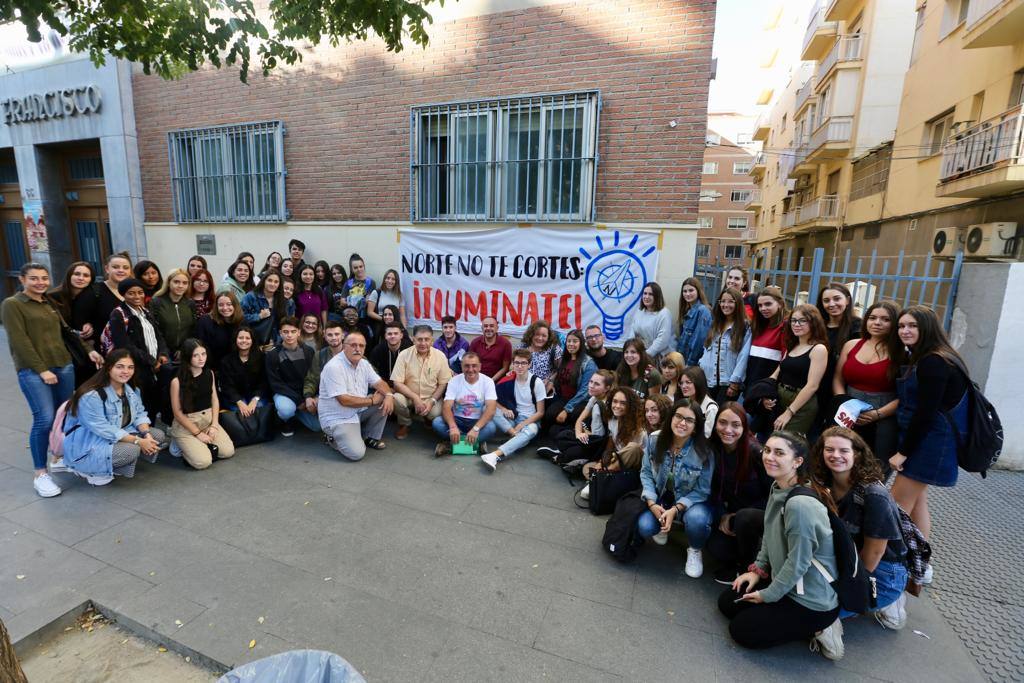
[841,0,1024,259]
[748,0,917,265]
[130,0,715,300]
[697,114,757,267]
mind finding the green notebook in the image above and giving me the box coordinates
[451,439,479,455]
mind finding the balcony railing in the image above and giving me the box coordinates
[939,104,1024,182]
[782,194,842,229]
[808,115,853,153]
[796,76,817,113]
[816,34,864,84]
[803,2,839,56]
[745,189,764,207]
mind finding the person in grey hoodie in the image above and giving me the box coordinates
[717,431,845,661]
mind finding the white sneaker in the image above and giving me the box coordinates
[281,429,295,438]
[580,484,590,500]
[651,531,668,545]
[169,441,183,458]
[875,592,908,630]
[481,452,499,472]
[48,457,69,474]
[810,618,845,661]
[922,563,933,585]
[684,548,703,578]
[33,473,62,498]
[76,471,113,486]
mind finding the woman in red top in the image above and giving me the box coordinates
[833,301,902,473]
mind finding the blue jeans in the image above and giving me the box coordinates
[840,559,909,618]
[18,365,75,470]
[273,394,321,432]
[636,500,714,550]
[492,412,539,459]
[431,415,498,444]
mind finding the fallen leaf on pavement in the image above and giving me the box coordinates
[249,639,257,649]
[257,616,265,624]
[158,647,167,653]
[175,620,183,627]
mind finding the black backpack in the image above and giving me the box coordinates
[785,487,875,615]
[601,493,647,563]
[945,360,1003,478]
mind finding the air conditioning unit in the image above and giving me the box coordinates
[932,227,962,257]
[964,222,1021,258]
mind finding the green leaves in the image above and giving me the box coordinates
[5,0,443,82]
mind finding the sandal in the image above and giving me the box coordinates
[364,437,387,450]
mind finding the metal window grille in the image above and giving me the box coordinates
[410,91,599,223]
[168,120,286,223]
[68,156,104,180]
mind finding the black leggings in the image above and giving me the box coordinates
[718,587,839,649]
[704,507,765,572]
[553,428,607,465]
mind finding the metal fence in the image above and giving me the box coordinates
[695,247,965,329]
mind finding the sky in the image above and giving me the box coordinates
[708,0,769,114]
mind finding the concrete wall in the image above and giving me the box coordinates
[952,262,1023,469]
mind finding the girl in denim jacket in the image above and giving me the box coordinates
[699,287,752,404]
[637,399,716,578]
[676,277,712,366]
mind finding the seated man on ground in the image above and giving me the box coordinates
[431,352,498,457]
[368,322,411,387]
[584,325,623,372]
[318,331,394,461]
[433,315,469,373]
[481,349,546,472]
[266,316,319,436]
[392,325,452,439]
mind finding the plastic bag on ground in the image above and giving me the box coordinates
[218,649,366,683]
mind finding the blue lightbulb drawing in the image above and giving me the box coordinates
[580,231,655,341]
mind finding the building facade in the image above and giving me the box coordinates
[132,0,715,314]
[697,114,757,267]
[0,55,146,296]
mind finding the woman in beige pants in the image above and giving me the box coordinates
[170,339,235,469]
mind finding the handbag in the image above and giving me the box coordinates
[586,469,641,516]
[49,302,91,368]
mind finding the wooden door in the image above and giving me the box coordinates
[0,210,29,297]
[68,208,112,275]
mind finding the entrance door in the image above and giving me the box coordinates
[0,210,29,297]
[68,208,112,275]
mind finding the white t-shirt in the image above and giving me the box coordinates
[444,373,497,420]
[318,354,382,428]
[367,289,402,311]
[513,374,546,417]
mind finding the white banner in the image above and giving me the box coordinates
[399,226,661,343]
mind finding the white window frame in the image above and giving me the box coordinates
[168,120,287,223]
[731,190,752,202]
[695,243,711,258]
[727,216,750,230]
[412,91,599,223]
[698,216,713,229]
[703,162,719,174]
[924,109,955,156]
[699,189,718,202]
[733,161,753,175]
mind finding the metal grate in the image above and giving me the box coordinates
[68,156,104,180]
[410,91,600,223]
[168,120,286,223]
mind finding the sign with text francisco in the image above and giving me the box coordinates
[399,227,661,342]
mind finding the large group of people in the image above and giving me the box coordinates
[3,252,974,662]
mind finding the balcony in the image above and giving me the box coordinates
[753,111,771,142]
[782,195,843,232]
[815,34,864,87]
[795,76,817,115]
[963,0,1024,48]
[788,141,816,179]
[745,189,764,210]
[805,115,854,162]
[750,152,767,179]
[937,104,1024,198]
[825,0,858,21]
[802,1,839,61]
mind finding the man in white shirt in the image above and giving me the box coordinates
[480,348,546,472]
[431,352,497,457]
[318,332,394,461]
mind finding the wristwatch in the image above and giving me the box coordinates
[133,437,141,446]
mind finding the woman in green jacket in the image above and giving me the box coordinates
[718,431,845,661]
[149,268,196,361]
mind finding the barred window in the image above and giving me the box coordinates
[168,121,286,223]
[411,91,599,222]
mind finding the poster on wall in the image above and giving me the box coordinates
[399,226,661,343]
[22,199,47,253]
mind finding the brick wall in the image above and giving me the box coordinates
[133,0,714,223]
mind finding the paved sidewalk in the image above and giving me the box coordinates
[0,348,995,681]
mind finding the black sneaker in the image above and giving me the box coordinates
[434,442,452,458]
[536,446,560,459]
[713,567,739,585]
